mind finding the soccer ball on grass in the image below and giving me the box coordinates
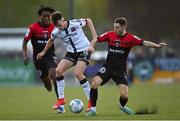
[69,99,84,113]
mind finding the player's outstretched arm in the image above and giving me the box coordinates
[86,18,98,53]
[22,40,29,65]
[142,40,168,48]
[90,38,98,48]
[86,18,97,39]
[37,38,54,60]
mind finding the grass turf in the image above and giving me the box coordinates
[0,83,180,120]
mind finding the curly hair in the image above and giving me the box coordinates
[37,5,55,16]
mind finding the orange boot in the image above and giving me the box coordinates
[52,98,66,110]
[86,100,91,112]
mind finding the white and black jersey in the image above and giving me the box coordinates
[51,18,90,53]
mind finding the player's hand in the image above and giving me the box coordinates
[158,42,168,48]
[37,51,45,60]
[88,45,95,53]
[23,55,29,65]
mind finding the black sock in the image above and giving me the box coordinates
[56,76,64,81]
[79,78,87,85]
[119,96,128,107]
[90,88,98,107]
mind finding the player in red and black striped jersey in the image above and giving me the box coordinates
[22,6,59,98]
[86,17,167,116]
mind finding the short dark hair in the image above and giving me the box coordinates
[37,5,55,16]
[114,17,127,26]
[51,11,62,25]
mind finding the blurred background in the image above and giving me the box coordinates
[0,0,180,86]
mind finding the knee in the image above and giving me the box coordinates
[121,91,128,98]
[91,79,100,89]
[74,70,83,79]
[56,68,64,76]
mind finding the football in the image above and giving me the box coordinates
[69,99,84,113]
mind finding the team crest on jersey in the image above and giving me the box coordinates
[43,31,48,38]
[98,67,106,73]
[115,40,120,47]
[71,27,76,32]
[43,33,48,38]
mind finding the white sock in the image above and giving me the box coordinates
[56,79,65,99]
[91,106,96,112]
[81,81,90,101]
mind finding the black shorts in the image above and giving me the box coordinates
[33,56,57,79]
[63,51,91,65]
[96,64,128,86]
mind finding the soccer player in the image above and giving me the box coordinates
[86,17,167,116]
[22,6,59,100]
[37,11,97,112]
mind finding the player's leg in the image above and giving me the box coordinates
[74,60,91,111]
[54,52,77,112]
[118,84,128,107]
[87,76,103,115]
[48,67,58,98]
[86,65,111,116]
[46,56,59,99]
[41,76,52,92]
[118,84,134,115]
[114,73,134,115]
[74,51,92,111]
[52,58,74,111]
[34,60,52,92]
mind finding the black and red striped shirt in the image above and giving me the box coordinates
[24,22,55,58]
[98,31,143,72]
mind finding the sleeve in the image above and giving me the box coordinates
[97,32,109,42]
[50,29,58,41]
[131,35,144,46]
[75,18,87,27]
[24,26,33,42]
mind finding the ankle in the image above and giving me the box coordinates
[91,107,96,112]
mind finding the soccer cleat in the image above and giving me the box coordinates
[57,105,65,113]
[120,106,135,115]
[52,98,66,110]
[85,110,97,116]
[86,100,92,112]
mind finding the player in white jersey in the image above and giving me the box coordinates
[37,11,97,113]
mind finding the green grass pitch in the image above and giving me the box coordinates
[0,83,180,120]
